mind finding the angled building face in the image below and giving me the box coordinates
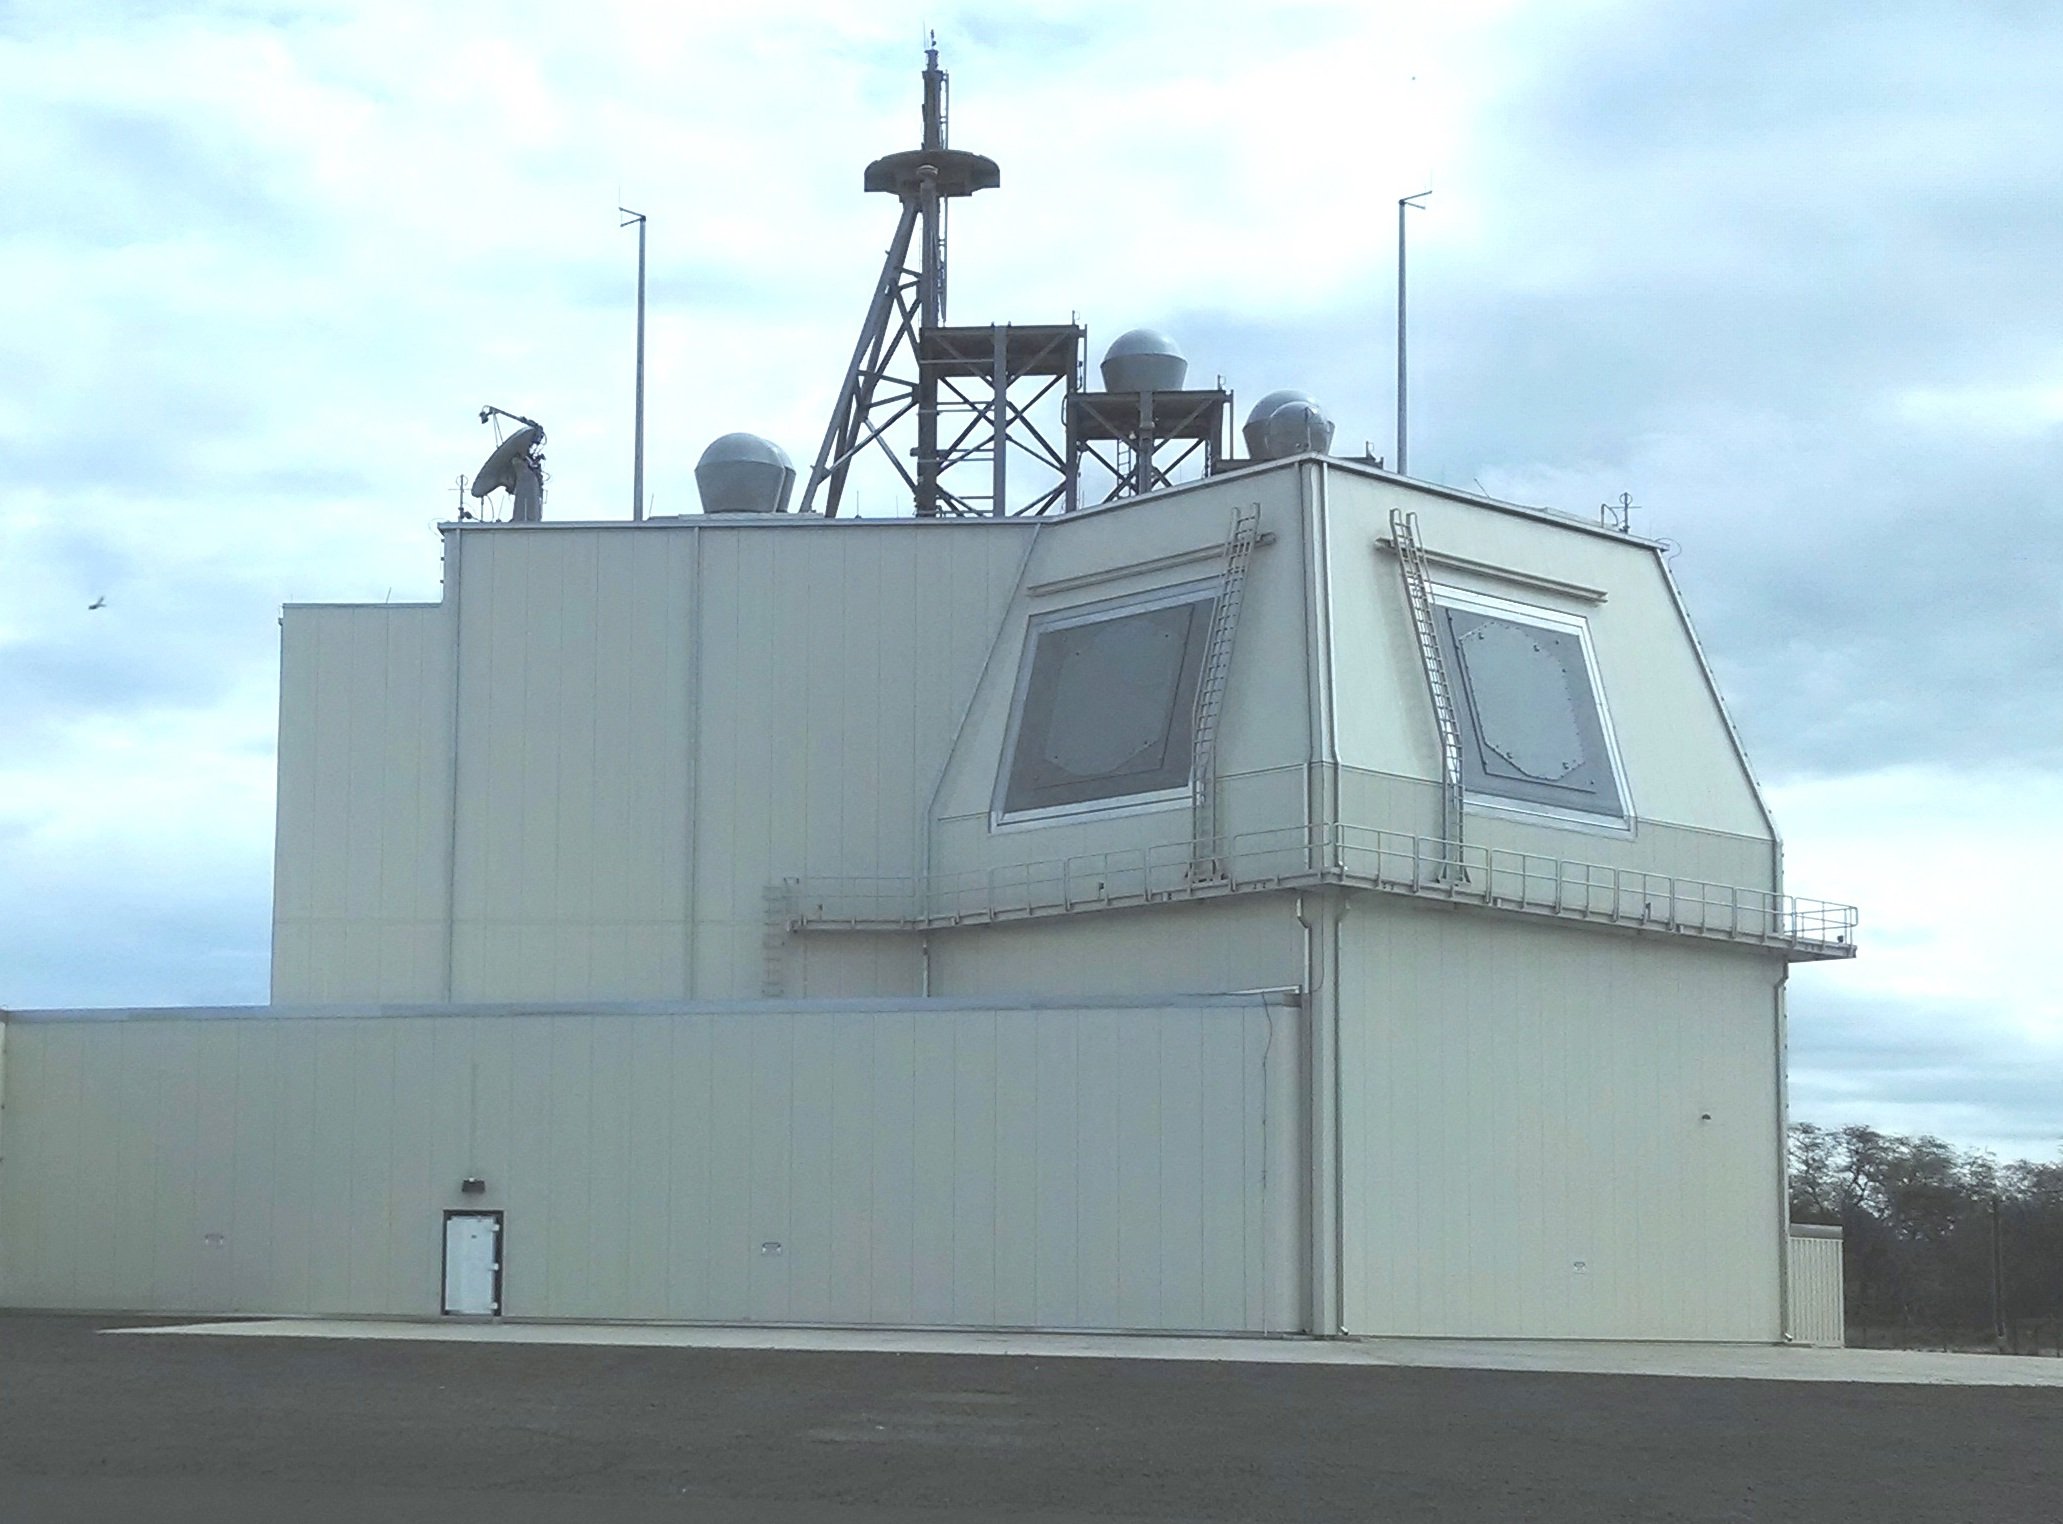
[0,457,1853,1341]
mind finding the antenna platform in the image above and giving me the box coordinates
[803,43,1086,518]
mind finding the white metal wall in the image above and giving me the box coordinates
[1318,467,1777,879]
[272,466,1792,1011]
[0,998,1303,1333]
[446,527,698,1001]
[271,604,455,1001]
[682,524,1033,1001]
[1336,900,1786,1340]
[928,898,1303,1002]
[924,471,1314,891]
[272,521,1038,1005]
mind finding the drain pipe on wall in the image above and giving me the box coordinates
[1307,460,1342,847]
[1297,890,1344,1338]
[1775,968,1793,1342]
[1295,459,1347,1336]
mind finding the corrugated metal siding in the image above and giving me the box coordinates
[1337,901,1784,1340]
[0,999,1301,1333]
[449,528,697,1001]
[442,523,1037,1002]
[929,899,1302,1001]
[271,605,454,1002]
[686,524,1033,1000]
[273,523,1037,1004]
[1786,1230,1845,1346]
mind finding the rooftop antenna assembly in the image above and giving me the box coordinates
[1600,491,1638,534]
[801,39,1085,518]
[620,207,648,521]
[471,407,546,523]
[1396,190,1430,477]
[1069,330,1231,509]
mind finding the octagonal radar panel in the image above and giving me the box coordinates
[696,432,796,514]
[1100,329,1188,394]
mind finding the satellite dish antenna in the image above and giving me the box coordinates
[471,407,546,522]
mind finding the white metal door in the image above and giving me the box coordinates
[442,1212,501,1316]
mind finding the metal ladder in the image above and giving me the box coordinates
[1190,502,1262,880]
[1389,509,1466,880]
[760,882,792,998]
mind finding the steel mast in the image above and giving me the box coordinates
[1396,191,1430,477]
[801,41,998,517]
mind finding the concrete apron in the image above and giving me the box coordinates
[112,1319,2063,1387]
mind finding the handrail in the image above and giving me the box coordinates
[789,822,1858,959]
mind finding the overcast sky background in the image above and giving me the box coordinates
[2,0,2057,1160]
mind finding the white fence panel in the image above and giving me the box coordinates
[1787,1226,1845,1347]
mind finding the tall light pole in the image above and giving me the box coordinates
[619,207,648,521]
[1396,190,1430,477]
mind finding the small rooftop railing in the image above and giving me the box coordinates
[788,823,1858,960]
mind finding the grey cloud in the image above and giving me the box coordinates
[1788,978,2063,1162]
[1172,312,2062,786]
[554,259,785,314]
[951,12,1095,58]
[6,101,308,247]
[0,518,289,755]
[0,854,271,1009]
[0,635,276,748]
[1158,0,2063,785]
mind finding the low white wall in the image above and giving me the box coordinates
[0,996,1303,1334]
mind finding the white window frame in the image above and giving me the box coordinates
[990,580,1219,830]
[1429,582,1637,836]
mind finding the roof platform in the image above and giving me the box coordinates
[918,323,1081,378]
[1070,388,1230,442]
[915,323,1084,516]
[1069,388,1231,507]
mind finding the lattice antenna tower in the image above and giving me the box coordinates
[801,41,1084,518]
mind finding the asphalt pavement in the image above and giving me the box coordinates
[0,1313,2055,1522]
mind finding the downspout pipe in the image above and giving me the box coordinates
[441,525,467,1002]
[1776,968,1793,1342]
[1298,889,1345,1338]
[1296,459,1346,1337]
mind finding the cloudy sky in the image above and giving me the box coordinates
[2,1,2057,1159]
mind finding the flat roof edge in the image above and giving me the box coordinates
[1,990,1297,1024]
[433,459,1662,549]
[1316,457,1669,549]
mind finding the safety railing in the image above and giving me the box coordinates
[789,822,1858,959]
[791,823,1322,929]
[1332,825,1855,951]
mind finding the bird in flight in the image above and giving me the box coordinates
[87,596,106,610]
